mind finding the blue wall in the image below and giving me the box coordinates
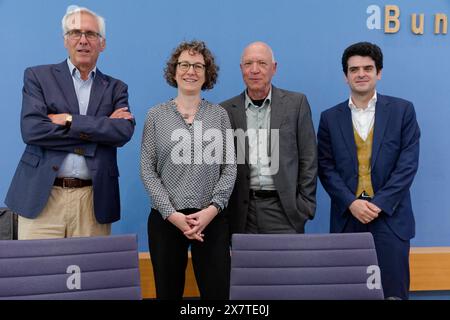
[1,0,449,252]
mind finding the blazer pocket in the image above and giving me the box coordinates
[20,152,40,167]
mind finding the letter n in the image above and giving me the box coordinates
[435,14,448,34]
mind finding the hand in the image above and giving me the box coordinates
[110,107,134,120]
[48,113,70,126]
[167,211,204,242]
[184,205,219,239]
[349,199,381,224]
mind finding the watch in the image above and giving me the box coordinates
[210,202,222,213]
[65,114,73,128]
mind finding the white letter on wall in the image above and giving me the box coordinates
[367,5,381,30]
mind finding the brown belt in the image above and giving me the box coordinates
[54,178,92,188]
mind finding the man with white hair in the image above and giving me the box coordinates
[5,6,135,239]
[221,42,317,236]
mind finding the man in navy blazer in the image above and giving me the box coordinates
[5,6,134,239]
[318,42,420,299]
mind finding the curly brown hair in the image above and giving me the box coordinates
[164,40,219,90]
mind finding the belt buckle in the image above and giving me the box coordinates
[360,191,372,201]
[62,178,75,188]
[252,190,263,197]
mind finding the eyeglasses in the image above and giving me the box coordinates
[177,61,206,73]
[65,29,102,41]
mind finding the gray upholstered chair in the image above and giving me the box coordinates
[230,232,384,300]
[0,234,141,300]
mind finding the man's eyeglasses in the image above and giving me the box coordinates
[177,61,206,73]
[65,29,102,41]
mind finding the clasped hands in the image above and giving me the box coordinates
[167,206,219,242]
[349,199,381,224]
[47,107,133,125]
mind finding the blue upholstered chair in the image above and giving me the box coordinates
[230,232,384,300]
[0,234,141,300]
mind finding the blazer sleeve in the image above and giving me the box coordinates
[68,81,135,148]
[296,94,318,219]
[20,67,97,156]
[317,111,357,215]
[371,102,420,216]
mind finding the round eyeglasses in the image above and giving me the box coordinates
[177,61,206,73]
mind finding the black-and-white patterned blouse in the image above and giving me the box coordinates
[140,99,237,219]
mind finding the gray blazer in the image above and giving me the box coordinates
[220,86,317,234]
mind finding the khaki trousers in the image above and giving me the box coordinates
[18,186,111,239]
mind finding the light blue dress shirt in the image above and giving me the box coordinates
[56,59,96,179]
[245,89,275,190]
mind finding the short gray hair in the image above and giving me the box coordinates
[61,5,106,39]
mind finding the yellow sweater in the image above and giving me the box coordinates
[354,127,374,197]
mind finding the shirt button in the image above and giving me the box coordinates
[52,166,59,172]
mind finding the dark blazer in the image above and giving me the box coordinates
[220,86,317,234]
[317,93,420,240]
[5,61,135,224]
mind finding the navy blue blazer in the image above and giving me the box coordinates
[317,94,420,240]
[5,61,135,224]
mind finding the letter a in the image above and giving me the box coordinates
[66,265,81,290]
[367,5,381,30]
[366,265,382,290]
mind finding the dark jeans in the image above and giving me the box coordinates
[148,208,230,300]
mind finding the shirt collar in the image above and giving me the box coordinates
[67,58,96,80]
[245,87,272,110]
[348,91,377,112]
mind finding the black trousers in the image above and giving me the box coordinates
[343,214,410,300]
[148,208,230,300]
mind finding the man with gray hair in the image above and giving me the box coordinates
[221,42,317,236]
[5,6,135,239]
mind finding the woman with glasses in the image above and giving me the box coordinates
[140,40,236,300]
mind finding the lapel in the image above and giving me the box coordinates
[337,101,358,173]
[53,61,79,115]
[86,69,108,116]
[371,94,391,167]
[230,92,249,164]
[270,86,286,131]
[231,92,247,131]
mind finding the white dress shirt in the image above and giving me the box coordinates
[348,92,377,141]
